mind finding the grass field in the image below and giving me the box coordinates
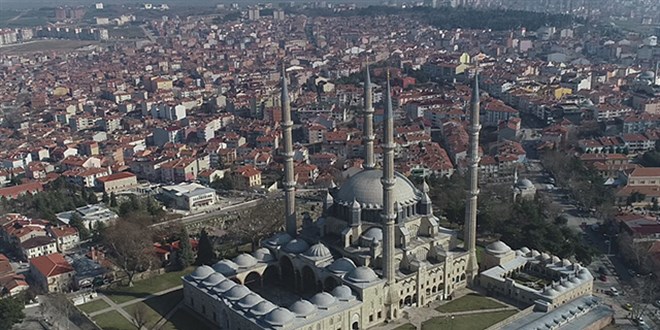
[393,323,418,330]
[123,289,184,328]
[77,299,110,314]
[0,40,97,54]
[92,310,135,330]
[162,307,212,330]
[422,310,517,330]
[102,267,191,304]
[436,293,507,313]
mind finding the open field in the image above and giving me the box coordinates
[101,267,191,304]
[422,310,518,330]
[123,289,183,328]
[436,293,508,313]
[0,40,98,54]
[77,299,111,314]
[92,310,135,330]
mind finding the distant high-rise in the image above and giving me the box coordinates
[248,7,260,21]
[273,9,285,20]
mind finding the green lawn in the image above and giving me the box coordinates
[422,310,517,330]
[102,268,191,304]
[123,289,184,328]
[393,323,417,330]
[92,310,134,330]
[77,299,110,314]
[162,307,212,330]
[436,293,507,313]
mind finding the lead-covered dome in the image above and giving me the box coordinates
[212,279,237,294]
[335,169,419,208]
[200,272,226,287]
[237,293,263,310]
[190,265,214,281]
[284,239,309,254]
[304,243,331,259]
[250,300,277,317]
[327,257,357,274]
[346,266,379,283]
[265,307,295,326]
[486,241,512,255]
[289,299,317,317]
[225,284,250,301]
[252,248,275,263]
[331,285,355,301]
[213,260,238,275]
[309,292,337,309]
[233,253,258,268]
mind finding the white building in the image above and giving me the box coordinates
[161,183,217,210]
[56,204,118,230]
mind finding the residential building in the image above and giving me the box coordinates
[95,171,139,193]
[30,253,75,293]
[161,182,218,210]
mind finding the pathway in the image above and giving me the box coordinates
[88,285,183,317]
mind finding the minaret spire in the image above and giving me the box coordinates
[381,70,399,319]
[464,65,481,283]
[281,63,297,237]
[363,59,375,169]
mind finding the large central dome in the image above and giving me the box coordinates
[335,169,420,208]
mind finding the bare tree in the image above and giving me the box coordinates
[618,232,653,273]
[228,199,285,250]
[103,220,157,287]
[628,275,660,320]
[131,303,150,329]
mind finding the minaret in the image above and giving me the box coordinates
[381,71,399,319]
[363,60,376,169]
[464,67,481,283]
[281,64,297,237]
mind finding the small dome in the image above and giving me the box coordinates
[190,265,214,281]
[213,260,238,275]
[346,266,379,283]
[250,300,277,317]
[200,272,226,287]
[289,299,317,317]
[552,256,561,264]
[531,250,541,257]
[237,293,263,310]
[252,248,275,263]
[544,287,559,297]
[309,292,337,309]
[520,247,531,254]
[569,276,580,284]
[361,227,383,241]
[265,307,295,326]
[283,239,310,254]
[212,279,237,294]
[541,253,551,261]
[304,243,332,259]
[562,259,572,267]
[327,257,357,274]
[266,232,293,246]
[331,285,354,300]
[486,241,512,255]
[225,284,250,301]
[518,178,534,189]
[233,253,258,268]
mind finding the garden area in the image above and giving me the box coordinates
[436,293,507,313]
[422,310,518,330]
[101,267,192,304]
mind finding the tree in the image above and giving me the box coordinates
[69,212,90,240]
[196,229,216,265]
[46,293,76,329]
[0,296,24,329]
[175,227,194,270]
[102,191,109,204]
[103,220,157,287]
[110,192,118,207]
[228,200,285,250]
[628,275,659,320]
[131,303,150,329]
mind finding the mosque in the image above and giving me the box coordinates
[180,65,595,329]
[181,66,481,329]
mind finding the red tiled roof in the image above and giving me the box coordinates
[96,171,136,182]
[30,253,74,278]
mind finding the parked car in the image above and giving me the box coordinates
[653,300,660,308]
[610,287,619,296]
[599,274,607,282]
[623,303,633,311]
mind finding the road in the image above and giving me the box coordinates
[149,198,266,228]
[533,173,659,329]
